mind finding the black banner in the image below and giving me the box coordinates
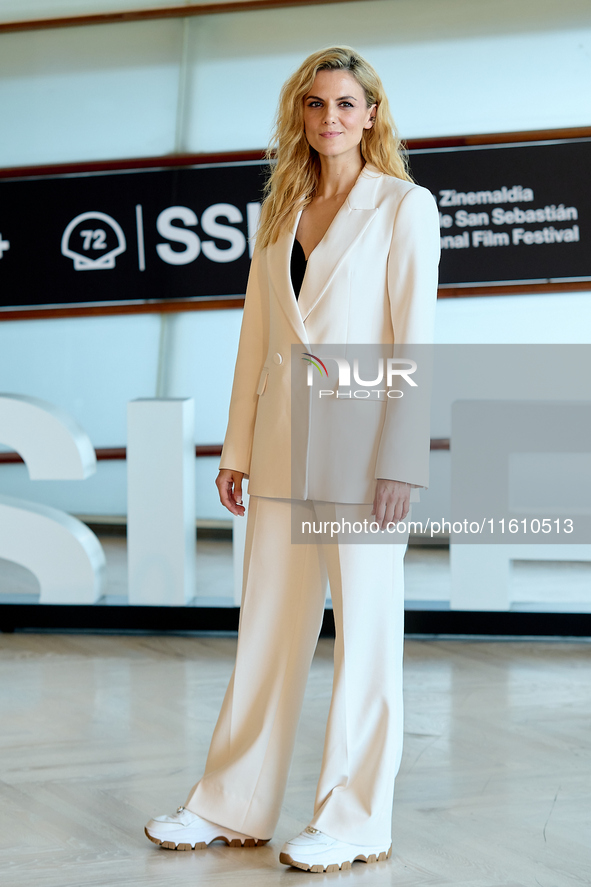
[408,138,590,288]
[0,160,269,309]
[0,138,589,310]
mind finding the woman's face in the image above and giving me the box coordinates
[302,69,376,162]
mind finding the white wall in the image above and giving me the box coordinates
[0,20,182,167]
[1,0,590,519]
[436,291,591,347]
[2,0,591,168]
[185,0,591,152]
[0,314,160,446]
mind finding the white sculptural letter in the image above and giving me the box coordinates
[0,394,105,604]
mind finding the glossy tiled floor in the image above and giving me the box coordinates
[0,632,590,886]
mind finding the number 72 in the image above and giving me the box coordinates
[80,229,107,250]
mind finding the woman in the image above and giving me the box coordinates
[146,45,440,873]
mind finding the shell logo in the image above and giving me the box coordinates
[61,211,126,270]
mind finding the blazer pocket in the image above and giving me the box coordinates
[256,368,269,396]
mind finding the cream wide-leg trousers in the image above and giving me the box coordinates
[184,495,409,846]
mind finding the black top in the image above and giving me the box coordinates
[290,238,308,300]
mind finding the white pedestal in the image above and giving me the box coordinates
[127,398,196,606]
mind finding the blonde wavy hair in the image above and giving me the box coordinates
[255,45,412,250]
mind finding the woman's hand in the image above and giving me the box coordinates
[216,469,246,516]
[371,478,411,529]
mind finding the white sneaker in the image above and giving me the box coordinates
[279,825,392,873]
[144,806,268,851]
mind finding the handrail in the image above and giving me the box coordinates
[0,298,246,322]
[0,1,359,34]
[0,440,450,464]
[0,444,223,464]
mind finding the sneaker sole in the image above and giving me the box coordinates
[279,844,392,873]
[145,827,269,851]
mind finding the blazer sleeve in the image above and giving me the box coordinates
[374,184,440,486]
[219,246,270,477]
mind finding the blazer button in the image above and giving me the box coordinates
[273,352,283,365]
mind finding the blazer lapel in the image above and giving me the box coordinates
[297,164,381,322]
[265,163,382,335]
[267,208,310,344]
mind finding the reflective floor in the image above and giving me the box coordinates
[0,632,590,886]
[1,533,590,611]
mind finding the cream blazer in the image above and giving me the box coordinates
[219,163,441,503]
